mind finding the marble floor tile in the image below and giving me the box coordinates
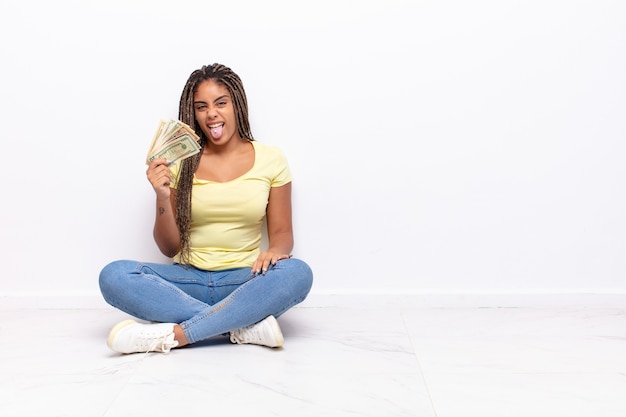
[403,306,626,416]
[423,372,626,417]
[0,296,624,417]
[403,307,626,374]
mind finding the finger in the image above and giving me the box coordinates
[261,257,274,273]
[271,254,291,265]
[149,172,172,188]
[252,260,262,275]
[147,158,170,173]
[152,158,170,167]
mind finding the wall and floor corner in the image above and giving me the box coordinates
[0,0,624,305]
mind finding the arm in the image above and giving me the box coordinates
[146,158,181,257]
[153,189,181,257]
[252,182,294,274]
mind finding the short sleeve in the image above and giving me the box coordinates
[270,146,292,187]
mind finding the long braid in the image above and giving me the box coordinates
[175,63,254,265]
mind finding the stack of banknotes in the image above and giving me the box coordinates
[146,119,201,164]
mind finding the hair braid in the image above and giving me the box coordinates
[174,63,254,265]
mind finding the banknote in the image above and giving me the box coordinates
[146,119,201,164]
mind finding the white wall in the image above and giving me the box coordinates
[1,0,624,297]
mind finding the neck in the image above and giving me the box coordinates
[205,137,249,155]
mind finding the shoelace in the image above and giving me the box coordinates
[231,325,261,344]
[134,335,177,361]
[138,332,178,356]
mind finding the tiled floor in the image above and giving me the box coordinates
[1,294,625,416]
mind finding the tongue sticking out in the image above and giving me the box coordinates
[210,124,224,139]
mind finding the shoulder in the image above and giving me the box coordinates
[252,140,285,157]
[251,141,291,184]
[252,141,289,165]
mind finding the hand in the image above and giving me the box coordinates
[146,158,173,200]
[252,251,292,275]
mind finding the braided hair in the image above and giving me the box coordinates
[175,63,254,265]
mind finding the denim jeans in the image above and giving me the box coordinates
[99,258,313,344]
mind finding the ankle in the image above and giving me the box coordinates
[173,325,189,347]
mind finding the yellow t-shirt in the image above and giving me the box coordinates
[170,141,291,270]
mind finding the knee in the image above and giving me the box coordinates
[286,258,314,294]
[98,260,133,298]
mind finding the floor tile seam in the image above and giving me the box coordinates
[97,356,155,416]
[400,308,441,417]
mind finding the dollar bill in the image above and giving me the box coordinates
[146,119,201,164]
[147,134,201,164]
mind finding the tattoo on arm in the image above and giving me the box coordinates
[159,207,165,215]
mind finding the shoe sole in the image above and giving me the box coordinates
[107,319,137,350]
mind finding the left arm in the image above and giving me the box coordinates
[252,182,294,274]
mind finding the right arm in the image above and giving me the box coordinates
[146,158,181,257]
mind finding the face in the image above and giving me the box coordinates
[193,79,241,146]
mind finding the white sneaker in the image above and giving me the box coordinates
[107,319,179,354]
[230,315,284,348]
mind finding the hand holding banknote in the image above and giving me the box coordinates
[146,119,201,165]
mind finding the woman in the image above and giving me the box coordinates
[99,63,313,354]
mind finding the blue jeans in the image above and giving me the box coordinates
[99,258,313,344]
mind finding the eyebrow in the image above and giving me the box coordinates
[194,94,230,105]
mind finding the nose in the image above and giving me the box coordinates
[207,106,218,119]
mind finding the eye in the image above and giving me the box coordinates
[195,104,207,110]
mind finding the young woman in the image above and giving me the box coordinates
[99,63,313,354]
